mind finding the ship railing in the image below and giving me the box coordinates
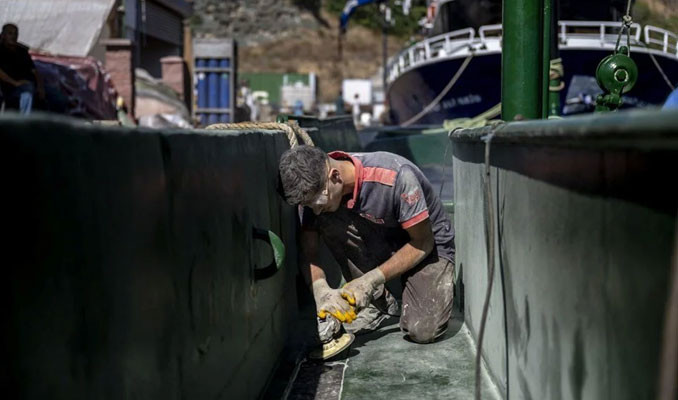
[476,21,644,45]
[388,21,676,84]
[644,25,678,56]
[478,24,503,43]
[389,28,475,82]
[426,28,476,59]
[558,20,642,45]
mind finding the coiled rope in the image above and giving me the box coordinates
[205,120,315,148]
[549,58,565,92]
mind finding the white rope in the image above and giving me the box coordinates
[400,54,474,127]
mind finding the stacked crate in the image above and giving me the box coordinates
[193,38,236,125]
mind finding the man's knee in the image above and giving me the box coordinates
[401,318,447,344]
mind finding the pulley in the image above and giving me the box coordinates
[595,46,638,112]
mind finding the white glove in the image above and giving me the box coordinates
[317,315,341,343]
[312,279,357,323]
[341,268,386,311]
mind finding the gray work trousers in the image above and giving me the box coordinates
[316,207,455,343]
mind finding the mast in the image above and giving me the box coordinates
[502,0,544,120]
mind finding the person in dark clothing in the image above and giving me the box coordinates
[0,23,44,114]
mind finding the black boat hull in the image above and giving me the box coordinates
[387,48,678,125]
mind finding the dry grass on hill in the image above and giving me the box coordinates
[238,10,409,103]
[634,0,678,32]
[237,1,678,104]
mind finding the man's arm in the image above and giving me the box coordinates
[300,228,326,286]
[32,68,44,99]
[341,218,435,310]
[377,217,434,281]
[341,164,437,310]
[301,228,356,323]
[0,67,25,87]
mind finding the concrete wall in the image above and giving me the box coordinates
[0,114,310,399]
[452,109,678,399]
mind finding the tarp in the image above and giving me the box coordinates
[0,0,115,57]
[31,52,117,119]
[135,68,192,128]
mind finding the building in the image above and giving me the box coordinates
[97,0,193,117]
[0,0,193,119]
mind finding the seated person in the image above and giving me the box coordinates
[0,23,44,114]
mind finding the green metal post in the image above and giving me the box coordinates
[502,0,544,121]
[541,0,552,118]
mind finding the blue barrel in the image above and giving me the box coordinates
[219,59,230,122]
[207,59,219,125]
[196,59,208,125]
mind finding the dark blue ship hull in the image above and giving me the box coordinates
[387,49,678,125]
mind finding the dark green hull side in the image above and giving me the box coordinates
[0,114,359,399]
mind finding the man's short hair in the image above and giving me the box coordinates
[278,145,328,205]
[2,23,18,33]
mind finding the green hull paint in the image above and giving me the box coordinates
[451,109,678,399]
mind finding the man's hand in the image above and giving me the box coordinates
[313,279,357,323]
[13,79,30,87]
[340,268,385,311]
[317,313,341,343]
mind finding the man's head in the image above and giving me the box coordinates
[1,23,18,48]
[278,145,345,215]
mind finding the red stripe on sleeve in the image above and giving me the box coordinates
[401,209,429,229]
[363,167,397,186]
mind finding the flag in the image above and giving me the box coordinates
[340,0,379,32]
[402,0,411,16]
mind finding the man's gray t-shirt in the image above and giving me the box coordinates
[302,151,455,262]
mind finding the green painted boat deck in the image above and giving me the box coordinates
[263,207,489,399]
[341,315,500,400]
[271,312,501,400]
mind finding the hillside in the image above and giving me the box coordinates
[237,11,408,103]
[192,0,412,103]
[634,0,678,32]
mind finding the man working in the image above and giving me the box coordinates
[278,146,455,344]
[0,23,44,114]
